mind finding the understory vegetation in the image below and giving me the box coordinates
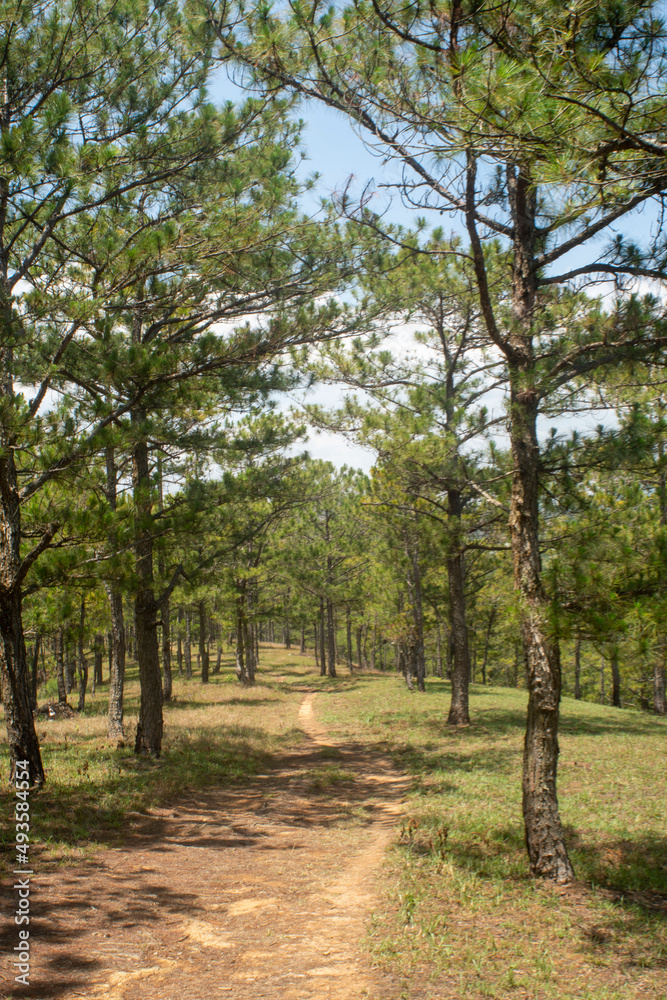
[2,651,665,999]
[5,0,667,892]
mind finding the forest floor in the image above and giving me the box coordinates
[1,647,667,1000]
[0,660,411,1000]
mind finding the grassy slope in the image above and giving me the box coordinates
[1,653,665,999]
[319,677,667,1000]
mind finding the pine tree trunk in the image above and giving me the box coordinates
[155,455,172,702]
[654,653,666,714]
[161,600,172,700]
[509,377,573,882]
[319,599,326,677]
[0,341,45,782]
[370,617,377,672]
[55,628,67,705]
[446,492,471,720]
[104,433,125,739]
[610,649,621,707]
[93,635,104,688]
[435,620,443,679]
[300,623,306,655]
[77,597,88,713]
[246,620,256,683]
[346,607,353,672]
[177,607,183,675]
[481,607,496,687]
[235,594,255,685]
[235,601,246,683]
[403,643,414,691]
[465,157,574,880]
[199,599,209,684]
[314,619,320,673]
[574,636,582,700]
[65,642,75,693]
[132,429,163,757]
[106,589,126,741]
[30,636,40,709]
[405,531,426,693]
[184,608,192,680]
[326,597,336,678]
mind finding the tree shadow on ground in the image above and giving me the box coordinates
[567,827,667,902]
[0,727,290,857]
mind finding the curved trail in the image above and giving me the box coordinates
[13,692,409,1000]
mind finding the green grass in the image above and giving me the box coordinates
[1,654,665,999]
[318,677,667,1000]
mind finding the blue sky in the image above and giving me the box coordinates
[208,71,654,472]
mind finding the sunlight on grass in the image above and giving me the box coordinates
[1,652,665,999]
[319,676,667,1000]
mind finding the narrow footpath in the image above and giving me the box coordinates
[7,693,409,1000]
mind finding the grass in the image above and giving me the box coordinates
[318,677,667,1000]
[1,653,665,999]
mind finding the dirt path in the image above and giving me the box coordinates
[3,692,409,1000]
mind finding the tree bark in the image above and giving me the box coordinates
[404,531,426,692]
[480,163,573,882]
[610,649,621,708]
[177,607,183,675]
[30,636,41,709]
[132,424,163,756]
[0,318,45,783]
[481,606,496,687]
[65,641,75,693]
[77,596,88,713]
[319,599,326,677]
[435,619,444,679]
[93,634,104,690]
[574,635,582,700]
[446,491,471,719]
[161,600,173,699]
[235,599,246,683]
[283,599,291,648]
[55,629,67,705]
[184,608,192,680]
[104,442,127,739]
[654,654,666,715]
[199,599,209,684]
[510,380,573,881]
[106,589,126,740]
[326,596,336,678]
[403,642,414,691]
[346,606,353,672]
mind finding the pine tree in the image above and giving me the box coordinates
[214,0,667,879]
